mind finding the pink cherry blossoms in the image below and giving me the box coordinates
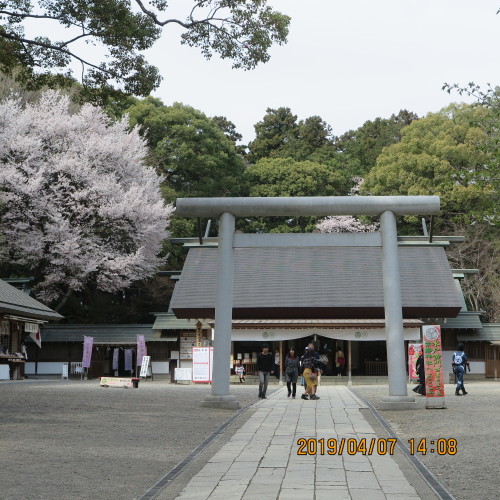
[0,91,173,303]
[316,215,379,233]
[316,178,379,233]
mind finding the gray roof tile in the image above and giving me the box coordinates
[38,324,169,343]
[0,279,62,321]
[171,246,462,319]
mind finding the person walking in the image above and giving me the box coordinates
[256,344,274,399]
[412,353,426,395]
[452,343,470,396]
[274,348,281,380]
[285,347,299,398]
[235,360,245,383]
[335,347,345,377]
[301,343,321,400]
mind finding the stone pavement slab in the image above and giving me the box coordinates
[170,386,422,499]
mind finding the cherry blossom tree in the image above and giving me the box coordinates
[316,215,379,234]
[0,90,173,307]
[316,177,379,233]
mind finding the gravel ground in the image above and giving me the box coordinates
[353,382,500,500]
[0,380,268,500]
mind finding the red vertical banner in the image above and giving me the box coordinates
[422,325,445,399]
[408,343,423,379]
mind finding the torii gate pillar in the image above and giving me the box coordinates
[201,212,239,409]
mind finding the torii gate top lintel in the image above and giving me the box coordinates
[176,195,440,218]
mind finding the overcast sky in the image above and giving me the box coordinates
[144,0,499,143]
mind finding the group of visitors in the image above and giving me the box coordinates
[256,342,345,400]
[413,342,471,396]
[257,341,471,400]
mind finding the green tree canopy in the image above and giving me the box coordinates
[335,109,418,177]
[248,107,338,165]
[248,107,298,162]
[242,157,344,232]
[123,97,246,199]
[247,157,343,197]
[0,0,290,96]
[279,116,336,162]
[212,115,246,155]
[362,104,496,224]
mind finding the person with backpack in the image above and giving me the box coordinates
[452,343,470,396]
[301,342,321,400]
[285,347,299,398]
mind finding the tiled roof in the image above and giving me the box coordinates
[171,246,462,320]
[0,279,62,321]
[458,324,500,342]
[38,324,174,343]
[152,313,206,331]
[439,311,483,330]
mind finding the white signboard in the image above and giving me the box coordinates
[192,347,213,383]
[140,355,151,378]
[62,362,69,380]
[174,367,192,381]
[0,365,9,380]
[25,322,39,333]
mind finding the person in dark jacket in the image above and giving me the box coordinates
[412,353,426,395]
[256,343,274,399]
[285,347,299,398]
[301,343,321,400]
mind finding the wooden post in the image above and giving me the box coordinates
[348,340,352,386]
[279,340,283,386]
[494,346,498,382]
[195,320,203,347]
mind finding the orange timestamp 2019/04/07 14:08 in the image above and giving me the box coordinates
[296,438,458,456]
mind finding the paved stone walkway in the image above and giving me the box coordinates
[172,386,421,500]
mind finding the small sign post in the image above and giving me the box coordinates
[140,355,151,379]
[62,362,69,380]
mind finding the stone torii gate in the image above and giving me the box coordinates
[176,196,440,410]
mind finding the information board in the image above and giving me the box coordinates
[140,355,151,378]
[192,347,213,383]
[180,332,197,360]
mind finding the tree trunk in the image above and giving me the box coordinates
[54,289,72,312]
